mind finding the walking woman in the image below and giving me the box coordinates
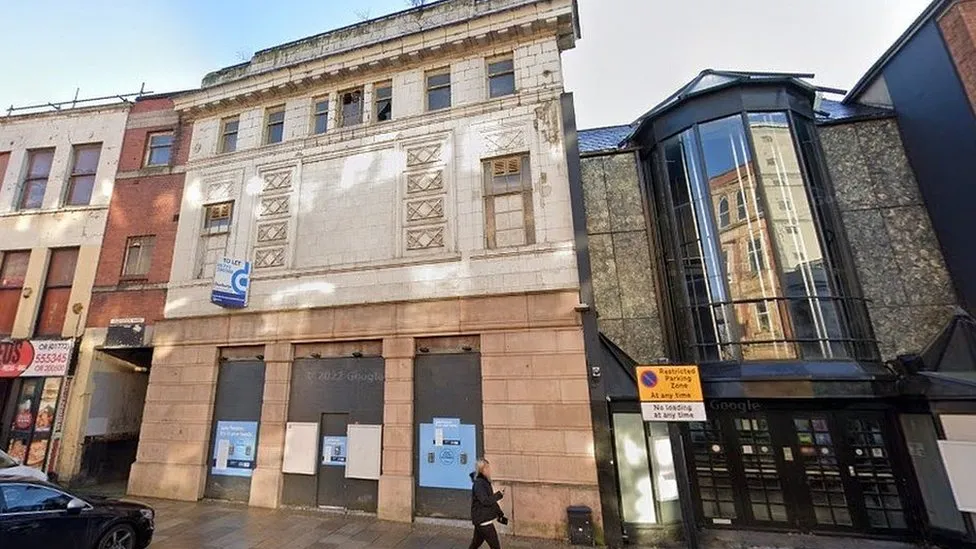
[468,458,508,549]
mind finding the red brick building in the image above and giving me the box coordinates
[57,94,189,486]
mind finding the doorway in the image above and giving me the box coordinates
[686,406,911,535]
[204,359,265,502]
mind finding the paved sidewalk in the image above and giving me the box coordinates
[142,498,571,549]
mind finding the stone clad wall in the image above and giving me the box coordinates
[579,151,666,363]
[819,118,958,359]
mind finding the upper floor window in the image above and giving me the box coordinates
[374,81,393,123]
[0,250,30,336]
[487,55,516,98]
[122,235,155,279]
[339,88,363,128]
[35,247,78,337]
[220,117,239,154]
[312,98,330,134]
[0,152,10,188]
[654,112,865,363]
[483,155,535,248]
[145,132,174,167]
[265,106,285,144]
[204,201,233,233]
[65,144,101,206]
[426,69,451,111]
[18,149,54,210]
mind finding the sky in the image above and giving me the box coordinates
[0,0,931,129]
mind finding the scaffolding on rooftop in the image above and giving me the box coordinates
[4,83,153,117]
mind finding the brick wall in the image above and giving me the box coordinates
[939,0,976,110]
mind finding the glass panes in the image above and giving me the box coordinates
[375,82,393,122]
[488,57,516,98]
[747,113,848,359]
[147,132,174,166]
[265,107,285,144]
[313,99,330,134]
[340,89,363,127]
[220,118,239,153]
[427,70,452,111]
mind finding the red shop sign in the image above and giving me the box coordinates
[0,340,73,378]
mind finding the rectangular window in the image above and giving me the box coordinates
[0,251,30,336]
[754,301,772,332]
[220,117,239,153]
[747,236,766,273]
[487,55,516,98]
[145,132,174,166]
[0,152,10,186]
[35,248,78,337]
[426,69,451,111]
[203,201,233,233]
[265,106,285,144]
[19,149,54,210]
[374,81,393,122]
[483,155,534,248]
[312,98,330,134]
[65,144,101,206]
[121,235,156,278]
[339,88,364,128]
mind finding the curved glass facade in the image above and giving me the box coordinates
[652,111,875,362]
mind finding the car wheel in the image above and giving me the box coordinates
[96,523,136,549]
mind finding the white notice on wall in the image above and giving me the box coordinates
[345,424,382,480]
[282,422,320,475]
[215,439,230,470]
[641,402,707,422]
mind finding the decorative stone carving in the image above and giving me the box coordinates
[206,180,233,202]
[260,196,289,217]
[262,170,292,192]
[407,171,444,194]
[406,226,445,250]
[254,247,286,268]
[484,128,526,154]
[406,144,442,166]
[406,198,444,222]
[257,221,288,243]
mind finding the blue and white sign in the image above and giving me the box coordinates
[322,436,347,467]
[419,417,476,490]
[211,257,251,309]
[211,421,258,477]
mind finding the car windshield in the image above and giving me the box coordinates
[0,451,17,468]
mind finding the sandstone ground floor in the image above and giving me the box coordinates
[126,290,603,540]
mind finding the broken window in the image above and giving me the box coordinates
[487,55,515,98]
[265,106,285,144]
[483,155,535,248]
[220,117,239,153]
[426,69,451,111]
[374,81,393,122]
[65,144,101,206]
[340,88,364,128]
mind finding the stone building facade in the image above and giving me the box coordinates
[0,104,128,477]
[125,0,598,540]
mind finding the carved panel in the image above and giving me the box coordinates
[262,170,293,193]
[484,129,526,154]
[407,171,444,194]
[206,180,234,202]
[406,198,444,222]
[406,226,445,250]
[254,247,286,269]
[406,144,442,167]
[257,221,288,243]
[260,196,290,217]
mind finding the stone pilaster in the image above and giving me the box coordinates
[249,342,292,508]
[378,337,414,522]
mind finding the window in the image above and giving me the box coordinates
[426,69,451,111]
[0,152,10,186]
[747,237,765,273]
[312,98,330,134]
[736,190,747,220]
[35,248,78,337]
[0,251,30,336]
[0,484,72,514]
[339,88,364,128]
[122,236,155,278]
[722,247,733,284]
[65,144,101,206]
[374,81,393,122]
[265,106,285,144]
[785,224,799,235]
[484,155,534,248]
[18,149,54,210]
[204,202,233,233]
[220,117,239,153]
[487,55,516,98]
[145,132,174,166]
[754,301,772,332]
[717,197,730,228]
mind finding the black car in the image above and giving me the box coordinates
[0,476,153,549]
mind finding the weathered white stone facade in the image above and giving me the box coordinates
[166,0,580,318]
[0,106,128,338]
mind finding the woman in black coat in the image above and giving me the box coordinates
[468,458,508,549]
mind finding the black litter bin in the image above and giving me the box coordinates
[567,505,594,546]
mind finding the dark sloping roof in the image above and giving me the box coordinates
[815,98,895,126]
[921,308,976,373]
[578,125,634,154]
[845,0,949,103]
